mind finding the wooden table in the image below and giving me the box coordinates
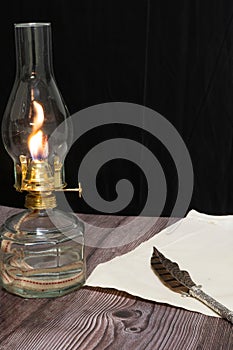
[0,205,232,350]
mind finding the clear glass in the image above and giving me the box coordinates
[0,23,85,298]
[0,209,86,298]
[1,22,69,191]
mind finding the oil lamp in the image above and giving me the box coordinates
[0,23,85,298]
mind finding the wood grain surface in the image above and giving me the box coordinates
[0,206,232,350]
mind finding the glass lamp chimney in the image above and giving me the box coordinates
[2,22,69,193]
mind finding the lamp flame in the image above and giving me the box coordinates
[28,100,48,160]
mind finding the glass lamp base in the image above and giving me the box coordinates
[0,208,86,298]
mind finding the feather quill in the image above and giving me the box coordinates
[151,246,233,324]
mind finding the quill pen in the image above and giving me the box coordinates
[151,247,233,324]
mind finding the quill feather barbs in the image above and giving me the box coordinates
[151,247,196,294]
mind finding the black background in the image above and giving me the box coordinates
[1,1,233,217]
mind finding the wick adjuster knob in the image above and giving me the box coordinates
[56,182,83,198]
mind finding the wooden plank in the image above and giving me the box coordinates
[0,286,232,350]
[0,206,232,350]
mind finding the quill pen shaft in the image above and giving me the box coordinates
[190,286,233,323]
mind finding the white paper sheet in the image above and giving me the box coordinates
[85,210,233,317]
